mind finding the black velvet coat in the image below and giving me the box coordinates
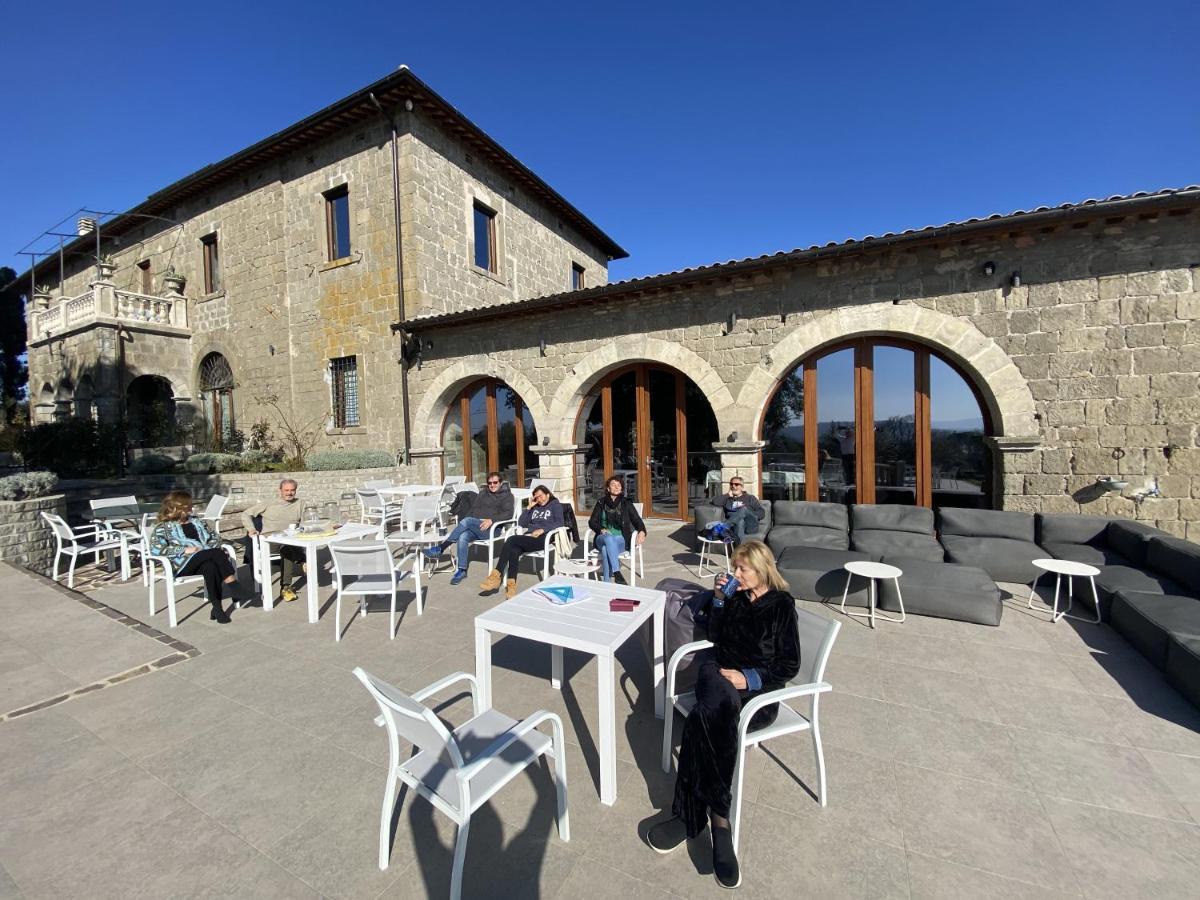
[709,588,801,692]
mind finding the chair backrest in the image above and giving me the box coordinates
[791,606,841,688]
[330,542,397,585]
[441,475,466,487]
[356,489,385,513]
[453,481,479,495]
[91,495,137,511]
[633,502,644,517]
[362,479,394,490]
[403,494,441,528]
[201,494,229,518]
[529,478,556,494]
[353,667,465,786]
[40,511,73,545]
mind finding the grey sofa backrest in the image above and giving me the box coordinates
[1146,537,1200,596]
[767,501,849,550]
[937,507,1035,543]
[1036,513,1111,546]
[852,504,935,535]
[1106,520,1165,567]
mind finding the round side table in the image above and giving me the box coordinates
[1030,558,1102,623]
[839,561,905,629]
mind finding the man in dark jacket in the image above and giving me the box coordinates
[423,473,514,584]
[716,477,765,545]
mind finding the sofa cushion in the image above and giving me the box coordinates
[1110,591,1200,670]
[1039,542,1132,568]
[875,556,1002,626]
[940,534,1044,584]
[852,504,935,535]
[853,530,945,562]
[1036,513,1111,546]
[1106,520,1165,568]
[1146,537,1200,596]
[937,507,1036,543]
[1165,634,1200,710]
[775,546,874,603]
[1094,565,1185,605]
[767,502,849,552]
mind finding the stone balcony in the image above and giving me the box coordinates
[27,276,190,347]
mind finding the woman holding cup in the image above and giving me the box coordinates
[646,539,800,889]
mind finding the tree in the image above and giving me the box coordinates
[0,268,27,424]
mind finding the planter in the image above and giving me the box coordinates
[162,273,187,294]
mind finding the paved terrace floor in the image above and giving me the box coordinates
[3,523,1200,899]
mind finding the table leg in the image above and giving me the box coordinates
[652,605,665,719]
[260,540,274,612]
[1052,574,1063,622]
[475,626,492,711]
[1028,572,1041,610]
[868,578,877,629]
[551,645,563,690]
[598,653,617,806]
[306,545,319,624]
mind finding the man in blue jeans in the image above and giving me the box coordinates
[716,477,766,545]
[423,473,513,584]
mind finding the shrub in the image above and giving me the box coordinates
[127,453,177,475]
[17,421,121,477]
[183,452,245,474]
[306,449,395,471]
[0,470,59,501]
[238,449,273,473]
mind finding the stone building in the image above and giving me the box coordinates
[19,68,1200,536]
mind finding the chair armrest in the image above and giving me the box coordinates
[412,671,482,716]
[487,518,516,538]
[738,681,832,736]
[458,709,565,780]
[71,523,106,539]
[666,639,716,701]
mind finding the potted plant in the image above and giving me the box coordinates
[96,254,117,281]
[162,266,187,294]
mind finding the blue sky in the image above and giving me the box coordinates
[4,0,1197,285]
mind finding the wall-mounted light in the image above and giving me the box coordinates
[1164,444,1178,459]
[542,436,549,446]
[982,261,995,276]
[1010,271,1022,288]
[268,344,276,356]
[727,431,739,443]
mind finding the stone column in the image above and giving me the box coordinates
[984,435,1042,511]
[532,444,586,503]
[406,447,445,484]
[712,439,767,491]
[91,265,115,318]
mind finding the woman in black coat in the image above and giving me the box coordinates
[587,475,646,582]
[647,539,800,889]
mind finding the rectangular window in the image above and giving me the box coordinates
[331,355,360,428]
[137,259,152,294]
[325,185,351,260]
[473,201,497,273]
[201,233,221,294]
[571,262,585,290]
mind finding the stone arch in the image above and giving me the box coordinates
[412,355,549,448]
[737,303,1036,438]
[546,336,737,445]
[126,375,177,447]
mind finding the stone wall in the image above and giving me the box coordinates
[0,494,68,575]
[407,209,1200,538]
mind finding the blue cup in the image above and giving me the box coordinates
[721,575,740,599]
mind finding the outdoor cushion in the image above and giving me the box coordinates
[1039,542,1132,568]
[767,502,849,552]
[937,507,1036,543]
[1036,513,1111,546]
[775,546,874,604]
[852,529,945,562]
[1106,520,1165,568]
[852,504,935,535]
[1146,537,1200,596]
[1109,591,1200,670]
[1165,634,1200,710]
[1094,565,1184,608]
[939,534,1044,584]
[875,556,1002,626]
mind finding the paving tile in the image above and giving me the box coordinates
[0,707,89,759]
[879,660,1001,722]
[962,642,1089,692]
[1099,693,1200,757]
[194,852,322,899]
[1059,652,1171,702]
[1010,727,1190,820]
[821,649,885,700]
[60,669,205,731]
[873,630,979,675]
[981,677,1131,745]
[0,732,129,819]
[553,857,674,900]
[0,863,21,900]
[0,662,78,715]
[83,686,248,760]
[894,763,1080,893]
[905,850,1082,898]
[1040,795,1200,899]
[887,704,1032,789]
[1137,748,1200,824]
[168,638,294,687]
[809,690,894,761]
[0,635,41,677]
[737,802,909,898]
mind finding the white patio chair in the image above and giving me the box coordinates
[582,502,646,586]
[146,542,239,628]
[353,667,569,899]
[694,533,731,578]
[41,512,128,587]
[661,607,841,853]
[522,525,571,581]
[89,495,142,573]
[250,534,282,592]
[362,479,394,490]
[357,489,404,529]
[461,492,520,574]
[198,494,229,537]
[330,541,423,641]
[528,477,556,494]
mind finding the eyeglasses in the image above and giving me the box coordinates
[730,482,744,488]
[486,480,500,486]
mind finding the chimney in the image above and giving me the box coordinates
[77,217,96,236]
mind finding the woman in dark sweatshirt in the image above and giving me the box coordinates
[647,539,800,889]
[480,485,564,598]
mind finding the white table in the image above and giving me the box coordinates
[474,576,665,806]
[839,560,905,629]
[1030,558,1102,623]
[763,469,806,500]
[377,484,441,499]
[259,523,381,623]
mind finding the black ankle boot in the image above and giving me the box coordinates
[210,604,232,624]
[711,825,740,889]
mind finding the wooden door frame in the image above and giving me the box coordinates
[441,379,530,485]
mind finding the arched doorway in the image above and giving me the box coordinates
[126,375,177,447]
[760,338,993,508]
[441,379,539,486]
[198,352,235,448]
[576,364,719,518]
